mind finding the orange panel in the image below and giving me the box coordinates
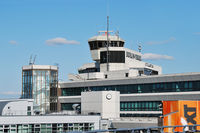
[163,101,179,132]
[163,101,200,132]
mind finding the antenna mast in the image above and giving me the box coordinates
[33,55,37,65]
[106,16,109,72]
[29,55,32,65]
[138,42,142,53]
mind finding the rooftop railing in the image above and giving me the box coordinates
[83,124,200,133]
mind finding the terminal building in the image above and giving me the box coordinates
[17,30,200,130]
[58,31,200,128]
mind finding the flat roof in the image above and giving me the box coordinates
[0,115,101,125]
[59,72,200,88]
[22,65,58,70]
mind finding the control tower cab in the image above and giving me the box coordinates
[68,31,162,81]
[88,31,125,61]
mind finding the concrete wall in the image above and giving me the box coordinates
[81,91,120,119]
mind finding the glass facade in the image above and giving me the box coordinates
[0,123,94,133]
[22,70,33,99]
[120,101,162,111]
[61,103,81,111]
[61,80,199,116]
[89,41,124,50]
[61,81,200,96]
[120,113,161,117]
[61,101,161,112]
[100,51,125,63]
[22,67,58,114]
[50,71,58,112]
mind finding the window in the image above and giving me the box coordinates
[89,41,98,50]
[120,101,162,111]
[189,82,193,88]
[184,82,188,88]
[61,103,81,111]
[27,106,31,111]
[23,125,28,128]
[27,112,31,116]
[100,51,125,63]
[105,75,107,79]
[125,73,129,77]
[61,81,200,96]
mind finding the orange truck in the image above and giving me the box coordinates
[163,101,200,132]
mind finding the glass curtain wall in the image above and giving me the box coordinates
[22,68,58,114]
[32,70,50,114]
[22,70,33,99]
[61,81,200,96]
[50,70,58,112]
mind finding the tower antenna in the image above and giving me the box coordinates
[29,55,32,65]
[138,42,142,53]
[106,0,110,72]
[106,16,109,72]
[33,55,37,65]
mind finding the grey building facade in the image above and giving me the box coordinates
[59,72,200,118]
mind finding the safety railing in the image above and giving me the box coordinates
[75,124,200,133]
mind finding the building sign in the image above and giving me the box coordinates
[126,52,141,61]
[163,101,200,132]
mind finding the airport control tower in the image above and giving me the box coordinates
[68,31,162,81]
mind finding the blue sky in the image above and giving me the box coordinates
[0,0,200,98]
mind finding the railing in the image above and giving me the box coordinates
[2,125,200,133]
[80,124,200,133]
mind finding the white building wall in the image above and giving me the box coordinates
[22,65,58,70]
[104,70,129,79]
[91,50,101,61]
[81,91,120,119]
[1,99,33,116]
[78,72,104,80]
[101,91,120,119]
[81,91,103,114]
[100,63,128,72]
[129,69,139,77]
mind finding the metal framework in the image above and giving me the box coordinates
[75,124,200,133]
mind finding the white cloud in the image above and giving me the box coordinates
[9,40,17,45]
[146,37,176,45]
[46,37,80,46]
[194,32,200,35]
[0,91,20,95]
[142,53,174,60]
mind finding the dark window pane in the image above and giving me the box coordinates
[100,51,125,63]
